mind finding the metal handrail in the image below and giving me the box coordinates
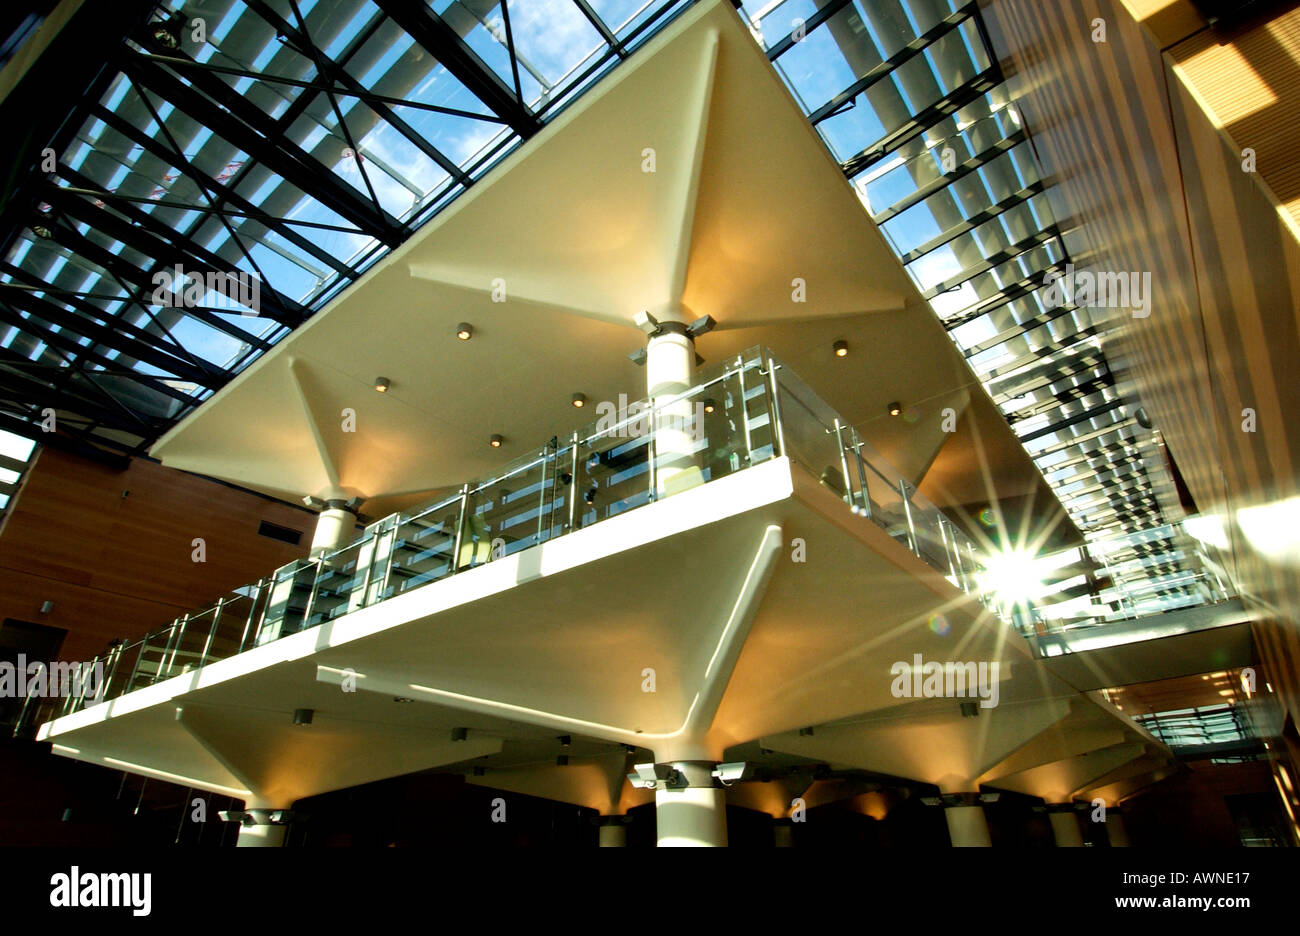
[43,346,1013,725]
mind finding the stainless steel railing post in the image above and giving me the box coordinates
[379,519,398,603]
[938,519,959,584]
[764,356,785,458]
[199,599,223,668]
[451,483,470,571]
[101,643,123,703]
[899,480,918,555]
[300,557,324,629]
[735,357,753,463]
[567,432,579,532]
[833,418,853,506]
[850,428,871,519]
[125,639,147,691]
[536,440,549,543]
[161,616,187,680]
[646,396,657,501]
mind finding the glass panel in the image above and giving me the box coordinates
[771,363,855,506]
[388,493,463,597]
[471,447,551,560]
[576,406,654,527]
[53,345,1020,716]
[773,351,1000,616]
[305,538,372,627]
[205,587,265,660]
[131,625,179,689]
[159,609,217,679]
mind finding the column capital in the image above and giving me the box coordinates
[922,792,995,808]
[220,807,294,827]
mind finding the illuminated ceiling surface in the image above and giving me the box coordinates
[0,0,1220,622]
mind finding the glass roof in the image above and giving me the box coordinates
[0,0,691,455]
[1,0,1223,621]
[738,0,1222,621]
[1134,703,1252,752]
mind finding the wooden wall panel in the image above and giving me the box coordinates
[981,0,1300,755]
[1170,7,1300,232]
[982,0,1230,534]
[0,447,312,663]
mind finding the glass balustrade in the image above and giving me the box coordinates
[34,345,1018,729]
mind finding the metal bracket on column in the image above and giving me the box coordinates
[630,761,719,792]
[218,808,294,826]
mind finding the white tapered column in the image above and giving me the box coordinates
[310,499,359,556]
[654,762,727,847]
[942,794,992,847]
[1048,804,1085,846]
[598,817,628,847]
[645,326,699,497]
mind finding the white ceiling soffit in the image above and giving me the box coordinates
[149,0,1060,530]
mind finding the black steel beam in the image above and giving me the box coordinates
[0,287,216,393]
[0,352,157,436]
[45,181,306,329]
[808,5,977,126]
[89,104,359,281]
[840,66,1002,178]
[0,0,154,269]
[0,409,131,469]
[900,178,1043,264]
[39,222,272,353]
[119,48,404,247]
[923,225,1062,300]
[244,0,472,189]
[373,0,542,140]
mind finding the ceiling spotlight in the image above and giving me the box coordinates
[558,735,571,747]
[451,727,469,741]
[833,340,849,357]
[292,708,314,727]
[703,399,716,414]
[374,376,390,393]
[556,755,570,766]
[887,401,902,417]
[571,393,586,408]
[393,697,413,703]
[456,322,473,340]
[489,434,503,448]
